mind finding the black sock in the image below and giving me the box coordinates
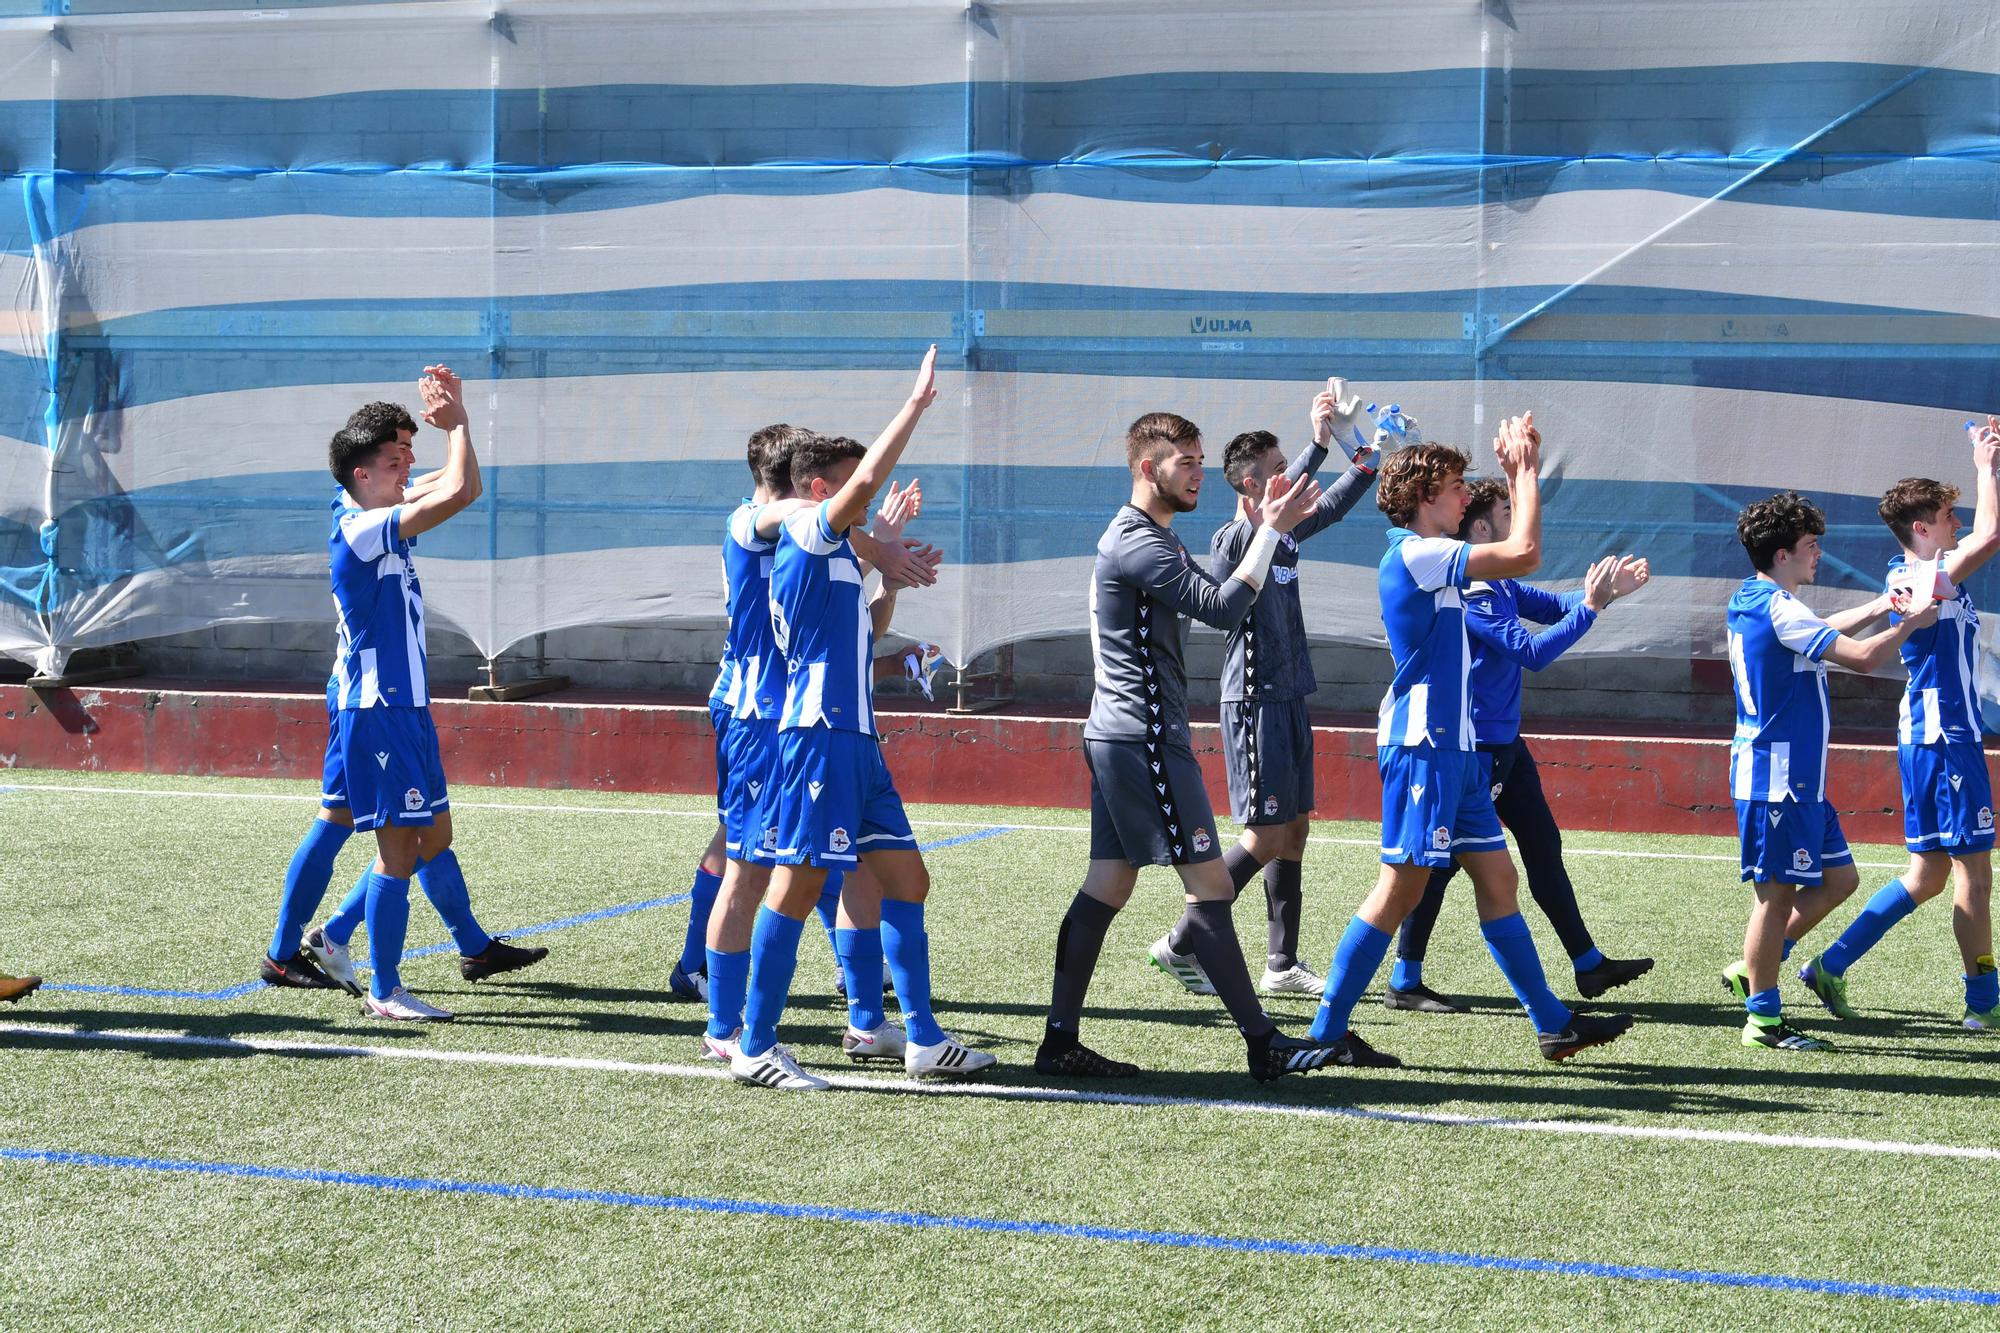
[1167,846,1262,953]
[1264,859,1303,971]
[1047,891,1120,1040]
[1177,898,1275,1039]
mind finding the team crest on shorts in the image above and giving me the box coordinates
[1263,795,1279,817]
[1792,847,1813,873]
[829,827,851,854]
[762,827,778,852]
[403,788,425,812]
[1431,826,1450,851]
[1982,807,1995,831]
[1192,829,1213,854]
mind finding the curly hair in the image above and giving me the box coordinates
[1126,412,1200,473]
[1455,477,1510,539]
[1736,491,1825,572]
[1221,430,1280,495]
[1376,443,1470,527]
[1878,477,1960,549]
[747,422,815,494]
[344,401,416,437]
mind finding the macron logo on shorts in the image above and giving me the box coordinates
[1768,809,1782,826]
[747,780,762,797]
[1951,773,1964,790]
[1410,785,1424,803]
[808,781,823,801]
[375,751,390,769]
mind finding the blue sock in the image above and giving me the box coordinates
[363,872,412,1000]
[1747,985,1783,1020]
[835,927,887,1032]
[1308,917,1392,1042]
[1781,937,1795,962]
[1480,913,1572,1035]
[269,819,351,961]
[1389,957,1422,991]
[814,877,843,946]
[679,868,722,975]
[1820,882,1918,977]
[324,869,371,947]
[705,947,750,1040]
[1967,956,1998,1014]
[415,849,492,957]
[740,908,806,1058]
[1572,946,1605,973]
[881,899,946,1047]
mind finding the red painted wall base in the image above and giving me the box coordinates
[2,683,1916,844]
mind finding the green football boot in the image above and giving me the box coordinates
[1798,954,1858,1020]
[1721,959,1751,1006]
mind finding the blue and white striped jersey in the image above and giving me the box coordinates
[712,502,784,722]
[1376,527,1476,750]
[770,500,874,735]
[328,491,429,711]
[1726,575,1837,802]
[1887,555,1983,746]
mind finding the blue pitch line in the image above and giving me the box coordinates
[38,827,1016,999]
[1,1147,1992,1307]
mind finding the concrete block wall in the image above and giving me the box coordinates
[131,618,1907,732]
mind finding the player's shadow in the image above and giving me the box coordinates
[0,1005,437,1056]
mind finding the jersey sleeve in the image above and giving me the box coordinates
[1398,535,1470,592]
[1208,519,1251,581]
[336,506,400,564]
[1292,461,1377,544]
[1768,590,1838,661]
[1126,526,1256,630]
[1466,586,1597,671]
[1512,580,1582,625]
[782,501,846,557]
[728,504,764,549]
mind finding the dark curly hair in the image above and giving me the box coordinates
[1376,443,1470,527]
[1736,491,1825,572]
[1878,477,1960,549]
[345,401,417,437]
[1455,478,1510,540]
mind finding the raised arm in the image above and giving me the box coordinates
[752,497,812,541]
[398,365,480,539]
[1465,413,1542,580]
[824,346,938,535]
[1945,417,2000,585]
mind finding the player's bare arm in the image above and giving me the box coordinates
[1944,416,2000,585]
[824,345,939,535]
[399,365,479,538]
[1465,413,1542,580]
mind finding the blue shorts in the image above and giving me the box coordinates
[320,705,347,811]
[771,727,917,868]
[1901,741,1996,855]
[720,715,781,864]
[332,707,449,832]
[1736,798,1852,885]
[1378,746,1505,868]
[709,701,732,822]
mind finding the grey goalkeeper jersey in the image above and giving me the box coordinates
[1085,505,1257,745]
[1210,443,1378,702]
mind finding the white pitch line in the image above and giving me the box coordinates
[6,1021,1994,1165]
[2,781,1907,868]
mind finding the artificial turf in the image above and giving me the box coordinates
[0,769,1995,1330]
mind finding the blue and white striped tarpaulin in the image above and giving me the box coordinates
[2,0,1997,682]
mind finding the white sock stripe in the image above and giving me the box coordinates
[7,1022,1992,1162]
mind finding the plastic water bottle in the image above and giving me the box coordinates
[1368,403,1423,451]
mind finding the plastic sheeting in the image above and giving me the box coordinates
[2,0,1998,681]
